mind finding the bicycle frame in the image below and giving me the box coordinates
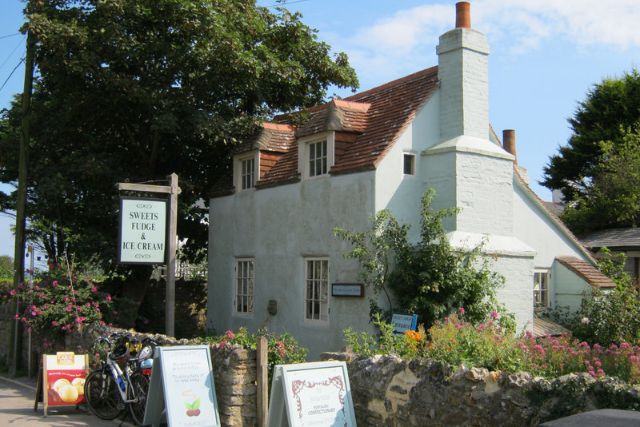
[103,356,139,404]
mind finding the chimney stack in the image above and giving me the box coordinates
[456,2,471,29]
[437,1,489,141]
[502,129,517,163]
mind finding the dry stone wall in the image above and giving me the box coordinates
[343,354,640,426]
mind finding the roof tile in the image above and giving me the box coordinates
[556,256,615,288]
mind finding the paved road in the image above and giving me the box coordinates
[0,375,135,426]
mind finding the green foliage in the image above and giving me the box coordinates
[0,255,13,280]
[543,69,640,201]
[0,258,112,348]
[560,127,640,234]
[343,313,426,359]
[344,316,640,384]
[0,0,358,270]
[547,249,640,346]
[337,188,513,328]
[198,327,307,385]
[334,210,409,315]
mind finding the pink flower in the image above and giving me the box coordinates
[490,310,499,320]
[276,341,286,357]
[65,304,73,313]
[533,344,546,357]
[31,310,37,317]
[51,320,59,327]
[620,342,631,350]
[217,341,227,349]
[9,289,16,296]
[106,294,112,302]
[13,314,19,320]
[52,280,58,288]
[458,307,465,315]
[75,316,86,324]
[225,330,236,340]
[91,286,97,293]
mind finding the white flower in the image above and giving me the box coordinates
[581,317,590,325]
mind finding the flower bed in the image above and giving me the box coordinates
[345,311,640,384]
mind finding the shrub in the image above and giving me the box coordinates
[198,327,308,384]
[335,188,514,329]
[344,314,640,384]
[0,260,112,350]
[546,248,640,346]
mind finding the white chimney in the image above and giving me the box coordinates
[437,1,490,141]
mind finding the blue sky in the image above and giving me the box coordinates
[1,0,640,257]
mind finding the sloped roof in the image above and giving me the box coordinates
[556,256,615,288]
[214,66,440,192]
[233,122,295,154]
[533,317,570,337]
[581,228,640,250]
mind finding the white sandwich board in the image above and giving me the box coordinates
[268,361,357,427]
[143,345,220,427]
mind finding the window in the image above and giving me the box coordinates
[235,259,254,314]
[403,153,415,175]
[305,258,329,321]
[309,140,328,177]
[533,270,550,308]
[241,157,255,190]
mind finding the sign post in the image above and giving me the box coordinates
[117,173,180,336]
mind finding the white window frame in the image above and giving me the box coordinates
[298,132,335,179]
[234,258,255,315]
[403,152,416,175]
[304,258,330,323]
[233,151,259,191]
[533,269,550,308]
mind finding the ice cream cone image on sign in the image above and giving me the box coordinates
[72,378,85,396]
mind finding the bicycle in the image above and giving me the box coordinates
[84,333,156,426]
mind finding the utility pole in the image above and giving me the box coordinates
[9,24,36,376]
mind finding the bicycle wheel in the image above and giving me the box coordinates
[128,372,150,426]
[84,370,123,420]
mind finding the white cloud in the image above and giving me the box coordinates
[334,0,640,86]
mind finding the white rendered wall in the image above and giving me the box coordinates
[493,255,535,330]
[455,152,513,235]
[552,261,591,312]
[513,184,595,325]
[375,94,440,242]
[208,171,380,359]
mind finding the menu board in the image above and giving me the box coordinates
[143,345,220,427]
[268,361,356,427]
[42,352,89,415]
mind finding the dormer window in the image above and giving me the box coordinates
[298,132,335,179]
[241,157,255,189]
[234,151,258,191]
[309,140,328,177]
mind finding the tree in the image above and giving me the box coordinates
[560,127,640,234]
[335,189,513,329]
[542,69,640,204]
[0,0,358,269]
[0,255,13,279]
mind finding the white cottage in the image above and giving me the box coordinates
[207,2,613,357]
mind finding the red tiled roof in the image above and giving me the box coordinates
[556,256,615,289]
[213,66,439,194]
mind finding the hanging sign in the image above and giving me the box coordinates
[268,361,357,427]
[331,283,364,297]
[144,345,220,427]
[39,352,89,416]
[118,197,168,264]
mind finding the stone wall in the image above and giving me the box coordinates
[344,354,640,426]
[47,325,259,427]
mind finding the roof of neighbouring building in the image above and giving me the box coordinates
[581,228,640,250]
[533,317,570,337]
[556,256,615,288]
[541,201,564,217]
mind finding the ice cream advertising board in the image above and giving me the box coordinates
[268,361,356,427]
[42,352,89,415]
[143,345,220,427]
